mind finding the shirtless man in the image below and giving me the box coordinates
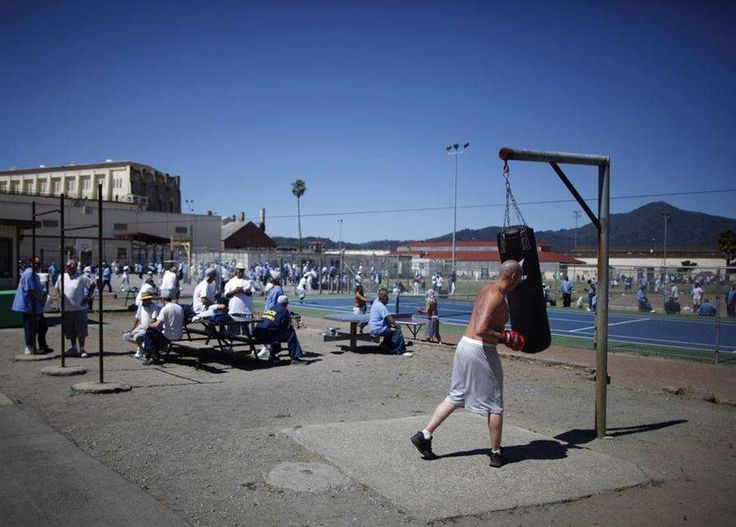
[410,260,525,467]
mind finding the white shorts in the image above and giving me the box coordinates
[445,336,503,415]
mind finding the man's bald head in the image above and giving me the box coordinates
[498,260,523,291]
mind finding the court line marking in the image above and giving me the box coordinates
[568,318,651,333]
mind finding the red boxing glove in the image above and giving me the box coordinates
[501,329,525,351]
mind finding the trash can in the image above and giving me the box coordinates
[0,290,23,328]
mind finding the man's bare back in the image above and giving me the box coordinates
[464,261,522,344]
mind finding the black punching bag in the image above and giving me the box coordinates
[497,225,551,353]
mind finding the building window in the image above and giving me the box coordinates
[67,180,75,191]
[81,179,90,191]
[117,247,127,260]
[23,181,32,192]
[175,226,188,234]
[113,223,128,231]
[0,238,11,278]
[39,181,47,193]
[42,220,58,227]
[0,182,6,192]
[52,180,60,193]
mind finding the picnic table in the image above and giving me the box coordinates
[178,313,263,368]
[394,315,428,340]
[323,312,425,352]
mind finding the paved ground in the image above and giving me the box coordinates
[0,307,734,526]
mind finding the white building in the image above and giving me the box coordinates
[0,160,181,212]
[0,193,221,289]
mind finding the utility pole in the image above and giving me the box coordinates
[446,142,470,277]
[573,210,582,252]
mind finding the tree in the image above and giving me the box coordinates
[718,230,736,266]
[291,179,307,251]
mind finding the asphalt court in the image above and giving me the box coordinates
[285,413,653,521]
[302,295,736,353]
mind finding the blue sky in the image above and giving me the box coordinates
[1,0,734,242]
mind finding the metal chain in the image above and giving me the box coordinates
[503,161,527,228]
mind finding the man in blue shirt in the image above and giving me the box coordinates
[12,257,52,355]
[101,262,112,292]
[561,275,573,307]
[636,286,654,312]
[697,299,717,317]
[369,288,412,356]
[727,284,736,318]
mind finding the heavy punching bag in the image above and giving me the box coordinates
[497,225,551,353]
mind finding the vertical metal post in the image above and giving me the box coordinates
[31,201,36,258]
[595,162,610,438]
[60,195,66,368]
[98,184,104,383]
[714,269,721,365]
[452,153,458,276]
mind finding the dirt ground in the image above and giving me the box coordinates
[1,310,734,526]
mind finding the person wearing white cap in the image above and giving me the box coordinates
[135,282,157,307]
[193,267,225,314]
[121,265,130,292]
[253,295,303,362]
[224,263,256,317]
[123,290,160,358]
[296,274,308,303]
[142,289,183,365]
[417,289,442,344]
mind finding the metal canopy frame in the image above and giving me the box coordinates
[499,147,611,438]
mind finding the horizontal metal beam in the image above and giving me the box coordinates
[33,209,60,217]
[63,224,96,232]
[499,147,609,166]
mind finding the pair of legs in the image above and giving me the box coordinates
[374,328,407,354]
[22,313,49,352]
[424,401,503,451]
[63,311,89,355]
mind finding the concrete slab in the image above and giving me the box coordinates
[41,365,88,376]
[0,400,187,526]
[285,413,653,521]
[102,368,205,388]
[13,352,60,362]
[71,381,132,394]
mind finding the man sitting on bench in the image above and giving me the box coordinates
[252,295,304,363]
[142,290,184,365]
[369,288,412,357]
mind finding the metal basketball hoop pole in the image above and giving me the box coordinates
[499,147,611,438]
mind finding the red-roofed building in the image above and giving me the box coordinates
[393,240,584,280]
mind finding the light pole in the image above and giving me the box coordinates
[446,142,470,277]
[662,212,671,270]
[338,218,343,293]
[572,210,582,252]
[185,199,194,284]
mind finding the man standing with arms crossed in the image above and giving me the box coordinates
[410,260,525,468]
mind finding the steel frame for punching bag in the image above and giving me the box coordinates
[499,147,611,439]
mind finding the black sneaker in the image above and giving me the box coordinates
[489,448,506,468]
[410,431,437,460]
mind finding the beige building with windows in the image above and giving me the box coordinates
[0,161,181,212]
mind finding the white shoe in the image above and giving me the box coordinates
[257,347,271,359]
[401,352,413,357]
[134,349,144,359]
[24,346,36,355]
[79,349,89,358]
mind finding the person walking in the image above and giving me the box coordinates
[409,260,525,468]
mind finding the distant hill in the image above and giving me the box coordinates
[272,202,735,253]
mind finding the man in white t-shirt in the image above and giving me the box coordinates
[160,264,179,300]
[123,290,160,358]
[193,267,225,314]
[224,263,256,316]
[142,290,184,365]
[55,260,95,358]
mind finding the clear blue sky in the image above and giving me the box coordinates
[1,0,734,243]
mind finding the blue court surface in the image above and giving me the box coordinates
[298,295,736,354]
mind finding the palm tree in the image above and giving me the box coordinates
[291,179,307,251]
